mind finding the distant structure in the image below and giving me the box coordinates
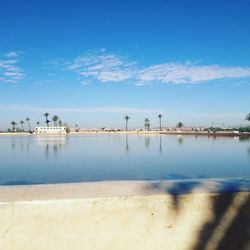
[35,126,67,134]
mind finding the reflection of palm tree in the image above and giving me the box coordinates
[11,121,17,132]
[11,137,16,149]
[26,117,31,132]
[158,114,163,131]
[20,120,25,132]
[125,115,130,131]
[45,144,49,160]
[239,136,249,142]
[159,136,163,154]
[42,139,67,160]
[125,136,129,153]
[44,112,50,127]
[53,144,58,156]
[145,136,151,148]
[177,136,183,144]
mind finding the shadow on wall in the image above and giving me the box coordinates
[144,180,250,250]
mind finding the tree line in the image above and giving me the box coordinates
[124,114,184,131]
[10,113,65,132]
[8,113,250,133]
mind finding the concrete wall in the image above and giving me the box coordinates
[0,180,249,250]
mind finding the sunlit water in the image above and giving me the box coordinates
[0,134,250,185]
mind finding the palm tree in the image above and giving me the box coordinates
[58,120,62,127]
[177,122,184,130]
[26,117,31,132]
[36,121,40,127]
[75,124,79,132]
[11,121,17,132]
[246,113,250,123]
[52,115,59,126]
[44,112,50,127]
[20,120,25,132]
[144,118,150,131]
[158,114,163,131]
[124,115,130,131]
[147,122,151,131]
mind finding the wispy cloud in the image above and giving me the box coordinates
[4,51,19,58]
[69,50,136,83]
[0,104,162,114]
[3,49,249,86]
[0,51,25,83]
[68,50,250,85]
[137,63,250,84]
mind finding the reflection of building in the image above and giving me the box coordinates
[35,127,67,134]
[35,137,68,158]
[35,137,67,146]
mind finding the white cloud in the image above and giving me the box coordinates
[4,49,247,86]
[137,63,250,84]
[69,51,136,83]
[68,51,250,85]
[4,51,19,58]
[0,52,25,83]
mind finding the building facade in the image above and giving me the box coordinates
[35,127,67,134]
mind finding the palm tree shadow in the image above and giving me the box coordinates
[144,179,250,250]
[193,192,250,250]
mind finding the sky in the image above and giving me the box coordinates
[0,0,250,130]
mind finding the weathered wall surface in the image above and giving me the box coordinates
[0,181,249,250]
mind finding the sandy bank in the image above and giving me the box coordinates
[1,130,249,137]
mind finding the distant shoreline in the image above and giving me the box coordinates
[0,130,250,137]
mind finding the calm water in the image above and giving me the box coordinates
[0,134,250,185]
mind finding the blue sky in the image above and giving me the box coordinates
[0,0,250,129]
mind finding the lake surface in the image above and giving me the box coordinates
[0,134,250,185]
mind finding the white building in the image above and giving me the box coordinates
[35,127,67,134]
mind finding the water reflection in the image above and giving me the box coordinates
[125,135,129,154]
[35,137,68,159]
[11,137,16,149]
[238,137,250,157]
[177,135,183,145]
[159,136,163,154]
[11,137,30,152]
[124,135,164,154]
[144,136,151,148]
[1,134,250,185]
[239,136,250,142]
